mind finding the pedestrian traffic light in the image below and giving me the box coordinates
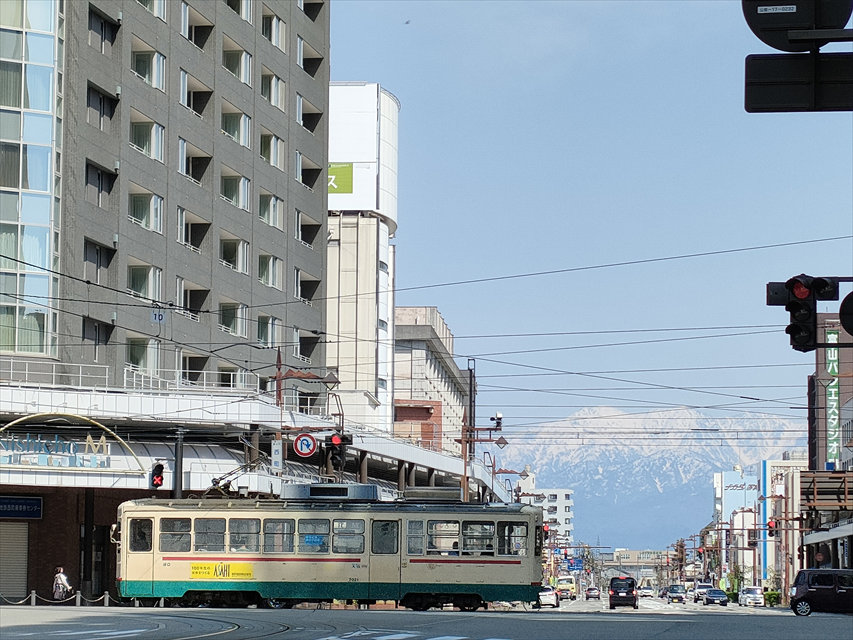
[150,463,164,489]
[767,520,776,537]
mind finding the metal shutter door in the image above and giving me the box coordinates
[0,522,28,600]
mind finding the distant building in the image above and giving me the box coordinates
[514,466,575,547]
[326,82,399,433]
[393,307,470,455]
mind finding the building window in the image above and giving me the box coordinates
[260,68,285,109]
[176,206,208,253]
[129,112,164,161]
[126,335,159,373]
[220,101,251,147]
[85,162,115,208]
[258,192,283,229]
[294,268,318,305]
[178,137,210,184]
[257,315,280,347]
[296,210,320,247]
[258,254,281,289]
[82,317,111,363]
[261,11,285,50]
[220,167,250,210]
[131,39,165,90]
[225,0,253,23]
[296,35,322,77]
[137,0,166,20]
[86,86,116,132]
[295,93,321,133]
[175,276,206,320]
[219,236,248,273]
[83,240,114,285]
[259,130,284,169]
[127,262,162,300]
[218,301,247,337]
[88,9,116,56]
[180,2,212,49]
[128,188,163,232]
[179,69,211,117]
[295,151,321,189]
[222,37,252,85]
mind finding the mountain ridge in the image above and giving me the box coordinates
[496,407,806,549]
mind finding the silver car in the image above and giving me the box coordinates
[738,586,765,607]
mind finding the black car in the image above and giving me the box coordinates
[790,569,853,616]
[666,584,686,604]
[609,576,638,610]
[703,589,728,606]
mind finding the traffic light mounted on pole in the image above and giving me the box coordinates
[325,433,352,472]
[150,462,164,489]
[767,274,840,352]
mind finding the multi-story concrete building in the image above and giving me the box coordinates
[325,81,398,433]
[393,306,470,455]
[2,0,330,402]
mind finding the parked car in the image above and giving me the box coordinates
[609,576,638,610]
[703,588,729,606]
[585,586,601,600]
[693,582,714,603]
[538,586,559,608]
[638,585,655,598]
[667,584,687,604]
[738,586,765,607]
[789,569,853,616]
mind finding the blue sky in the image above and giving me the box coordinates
[330,2,853,442]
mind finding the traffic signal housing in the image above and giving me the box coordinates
[325,433,352,471]
[767,520,776,537]
[768,275,839,352]
[150,463,164,489]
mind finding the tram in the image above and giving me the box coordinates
[112,484,544,610]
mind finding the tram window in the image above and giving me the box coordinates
[263,518,295,553]
[129,518,152,552]
[496,521,528,556]
[371,520,399,554]
[462,521,495,555]
[333,519,365,554]
[298,518,329,553]
[195,518,226,552]
[229,518,260,552]
[159,518,191,552]
[426,520,459,555]
[407,520,424,555]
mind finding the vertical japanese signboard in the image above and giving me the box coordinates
[825,330,840,467]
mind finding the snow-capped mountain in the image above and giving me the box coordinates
[494,407,806,550]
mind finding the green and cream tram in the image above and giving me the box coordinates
[113,484,544,610]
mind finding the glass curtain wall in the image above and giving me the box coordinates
[0,0,60,355]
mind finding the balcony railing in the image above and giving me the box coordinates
[1,357,110,388]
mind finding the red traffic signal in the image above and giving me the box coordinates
[767,520,776,537]
[330,434,342,446]
[150,463,164,488]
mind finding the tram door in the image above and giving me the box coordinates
[368,520,401,601]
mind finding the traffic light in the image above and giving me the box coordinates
[768,275,839,352]
[767,520,776,537]
[150,463,164,489]
[784,275,818,352]
[325,433,352,471]
[697,546,704,560]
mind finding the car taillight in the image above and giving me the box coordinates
[609,589,614,595]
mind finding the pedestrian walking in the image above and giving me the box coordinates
[53,566,73,601]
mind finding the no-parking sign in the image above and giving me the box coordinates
[293,433,317,458]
